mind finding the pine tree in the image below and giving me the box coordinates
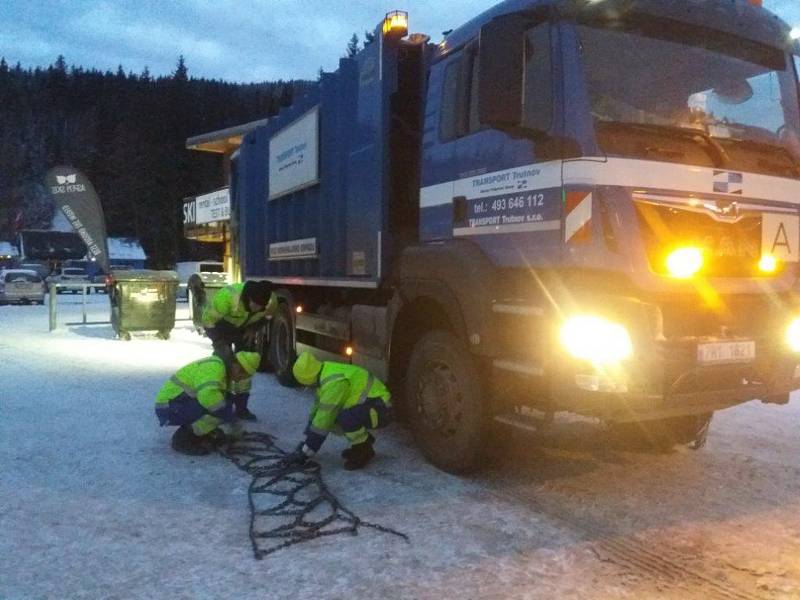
[346,34,359,57]
[173,55,188,81]
[0,53,310,261]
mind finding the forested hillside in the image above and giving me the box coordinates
[0,55,311,267]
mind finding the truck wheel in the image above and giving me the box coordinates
[406,330,486,474]
[249,322,273,372]
[269,303,296,386]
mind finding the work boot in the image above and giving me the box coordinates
[204,428,228,449]
[343,440,375,470]
[341,433,374,459]
[234,407,258,422]
[171,425,211,456]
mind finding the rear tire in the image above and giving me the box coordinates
[269,302,296,387]
[405,330,487,474]
[254,323,273,373]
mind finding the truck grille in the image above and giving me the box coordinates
[658,295,780,339]
[635,199,764,277]
[653,296,796,398]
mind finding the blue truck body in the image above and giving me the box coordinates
[232,0,800,472]
[238,28,407,284]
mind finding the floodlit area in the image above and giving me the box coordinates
[2,296,800,599]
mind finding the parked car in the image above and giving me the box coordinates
[47,267,92,294]
[98,265,140,294]
[175,261,226,300]
[0,269,45,305]
[91,271,107,293]
[18,262,51,279]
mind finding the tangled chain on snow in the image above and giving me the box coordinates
[221,431,408,558]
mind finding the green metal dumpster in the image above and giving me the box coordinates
[109,270,179,340]
[188,272,229,333]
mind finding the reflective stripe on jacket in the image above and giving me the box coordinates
[201,282,277,330]
[156,356,228,414]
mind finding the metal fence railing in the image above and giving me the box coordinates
[47,283,189,331]
[48,283,98,330]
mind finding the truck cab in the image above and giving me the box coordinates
[401,0,800,465]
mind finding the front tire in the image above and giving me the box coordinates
[269,302,296,387]
[406,330,487,474]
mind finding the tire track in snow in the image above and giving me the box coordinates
[486,484,767,600]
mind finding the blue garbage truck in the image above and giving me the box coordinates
[233,0,800,472]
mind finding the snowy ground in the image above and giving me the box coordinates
[2,295,800,599]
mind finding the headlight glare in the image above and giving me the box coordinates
[758,254,778,273]
[666,247,703,278]
[560,315,633,363]
[786,318,800,352]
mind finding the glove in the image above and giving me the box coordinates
[242,324,263,348]
[280,443,313,468]
[204,429,228,448]
[280,449,307,468]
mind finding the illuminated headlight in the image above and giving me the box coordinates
[560,316,633,363]
[665,247,703,279]
[786,318,800,352]
[758,254,778,273]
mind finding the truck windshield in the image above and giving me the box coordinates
[577,21,800,178]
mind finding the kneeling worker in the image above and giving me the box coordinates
[155,351,261,455]
[284,351,392,470]
[201,280,277,421]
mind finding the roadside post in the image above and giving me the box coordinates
[48,283,57,331]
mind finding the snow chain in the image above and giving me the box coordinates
[221,431,409,559]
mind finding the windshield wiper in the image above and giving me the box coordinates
[601,122,730,168]
[719,137,800,177]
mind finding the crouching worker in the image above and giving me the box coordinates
[283,351,392,470]
[201,280,277,421]
[155,351,261,455]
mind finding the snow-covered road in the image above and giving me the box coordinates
[2,296,799,599]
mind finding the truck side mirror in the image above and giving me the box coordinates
[478,15,526,131]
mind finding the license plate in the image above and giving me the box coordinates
[697,341,755,365]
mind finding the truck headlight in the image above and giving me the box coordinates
[560,315,633,364]
[786,318,800,352]
[666,247,703,279]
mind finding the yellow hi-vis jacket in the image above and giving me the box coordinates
[201,282,277,331]
[305,362,391,451]
[156,356,228,435]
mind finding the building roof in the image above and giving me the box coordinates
[186,118,270,154]
[0,241,18,257]
[108,238,146,260]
